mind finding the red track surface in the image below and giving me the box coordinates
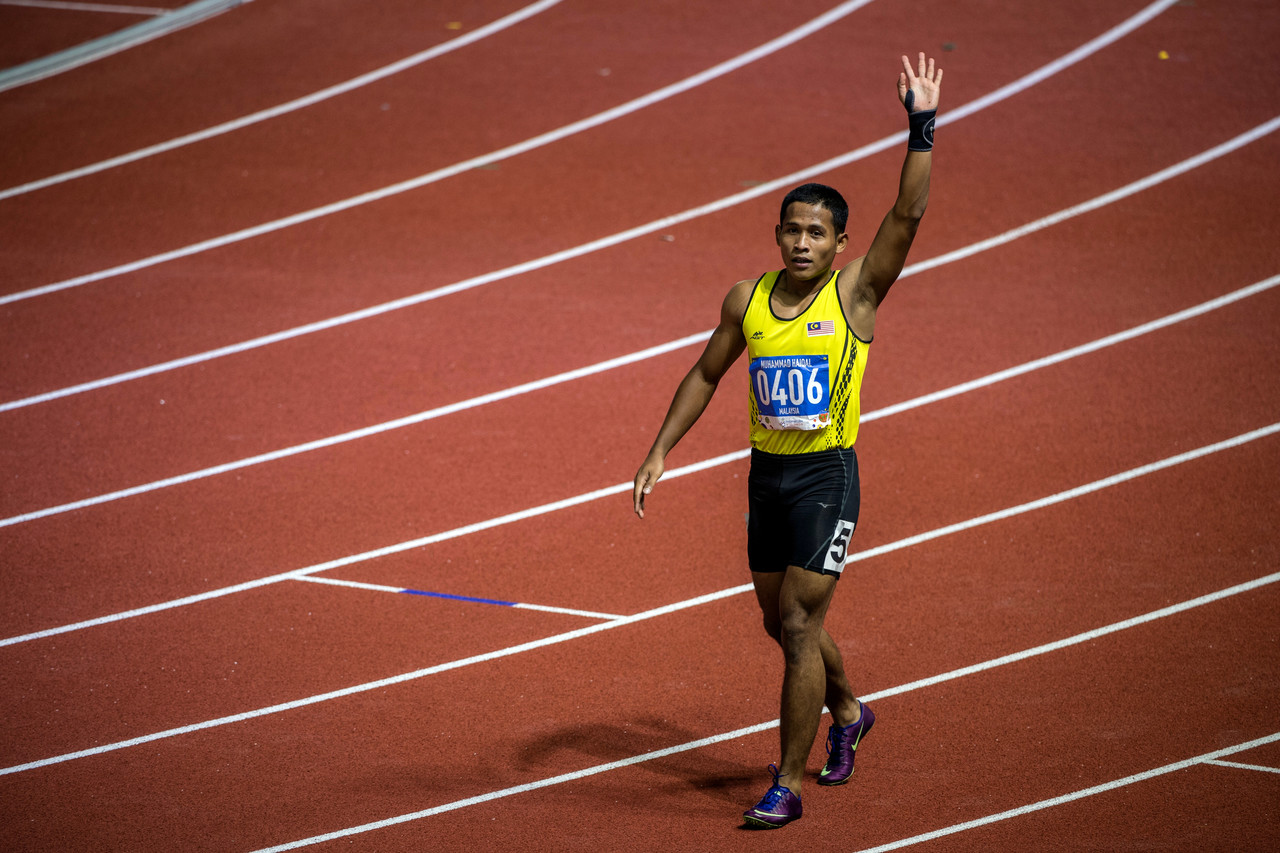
[2,0,1278,850]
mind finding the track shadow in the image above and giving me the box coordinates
[515,716,760,804]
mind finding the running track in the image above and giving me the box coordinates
[2,0,1279,849]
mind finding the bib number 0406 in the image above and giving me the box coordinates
[755,365,824,408]
[749,354,830,431]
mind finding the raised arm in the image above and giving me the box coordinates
[845,53,942,338]
[633,279,751,518]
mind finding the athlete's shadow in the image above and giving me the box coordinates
[516,716,759,804]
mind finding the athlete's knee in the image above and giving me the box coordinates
[778,609,823,661]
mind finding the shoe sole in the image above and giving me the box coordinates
[742,814,800,829]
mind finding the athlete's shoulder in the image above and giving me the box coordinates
[837,256,870,298]
[734,272,772,294]
[723,276,762,324]
[837,257,876,340]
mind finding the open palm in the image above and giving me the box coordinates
[898,52,942,112]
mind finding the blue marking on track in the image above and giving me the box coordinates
[400,589,517,607]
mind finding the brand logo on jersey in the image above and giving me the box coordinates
[750,331,765,340]
[807,320,834,337]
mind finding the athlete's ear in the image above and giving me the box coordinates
[836,232,849,253]
[775,223,783,246]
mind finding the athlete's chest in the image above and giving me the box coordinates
[745,297,844,355]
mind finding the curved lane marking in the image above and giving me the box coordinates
[2,427,1277,779]
[0,0,247,94]
[275,724,1280,851]
[0,1,166,14]
[0,0,565,200]
[848,733,1280,852]
[1,119,1274,527]
[0,0,1190,410]
[0,0,883,303]
[3,270,1277,643]
[248,601,1280,850]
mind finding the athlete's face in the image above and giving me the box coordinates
[775,202,848,284]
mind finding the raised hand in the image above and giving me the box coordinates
[897,52,942,112]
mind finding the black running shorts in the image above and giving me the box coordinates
[747,445,860,577]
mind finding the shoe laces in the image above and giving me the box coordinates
[758,763,790,809]
[826,723,848,756]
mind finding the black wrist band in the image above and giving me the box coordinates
[907,108,936,152]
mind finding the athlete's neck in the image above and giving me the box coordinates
[777,268,832,299]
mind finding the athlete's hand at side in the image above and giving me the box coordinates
[897,51,942,112]
[633,454,665,519]
[632,280,751,520]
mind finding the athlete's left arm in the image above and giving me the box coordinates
[844,52,942,339]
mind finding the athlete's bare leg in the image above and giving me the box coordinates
[752,567,860,797]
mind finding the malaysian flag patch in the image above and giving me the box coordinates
[806,320,835,337]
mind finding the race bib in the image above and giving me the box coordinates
[749,354,830,430]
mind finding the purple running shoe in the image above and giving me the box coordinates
[818,701,875,786]
[742,764,802,829]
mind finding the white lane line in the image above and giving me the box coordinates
[3,423,1277,777]
[0,0,166,13]
[0,16,1243,417]
[847,734,1280,853]
[2,114,1274,531]
[512,601,625,620]
[0,0,883,305]
[861,275,1280,423]
[903,116,1280,279]
[292,575,623,621]
[1204,759,1280,775]
[0,0,244,94]
[246,606,1280,851]
[0,584,753,777]
[5,256,1276,529]
[2,5,1244,419]
[291,575,402,594]
[0,447,746,648]
[0,331,713,523]
[0,0,564,200]
[3,280,1277,645]
[0,0,1177,310]
[858,543,1280,699]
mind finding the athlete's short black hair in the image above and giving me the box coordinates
[779,183,849,234]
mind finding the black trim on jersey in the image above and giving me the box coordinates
[743,271,768,327]
[832,270,874,345]
[744,271,769,433]
[827,325,857,448]
[742,272,768,342]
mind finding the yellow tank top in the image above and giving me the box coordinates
[743,270,870,454]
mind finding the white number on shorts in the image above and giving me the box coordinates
[824,520,856,574]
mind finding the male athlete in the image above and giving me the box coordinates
[632,53,942,828]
